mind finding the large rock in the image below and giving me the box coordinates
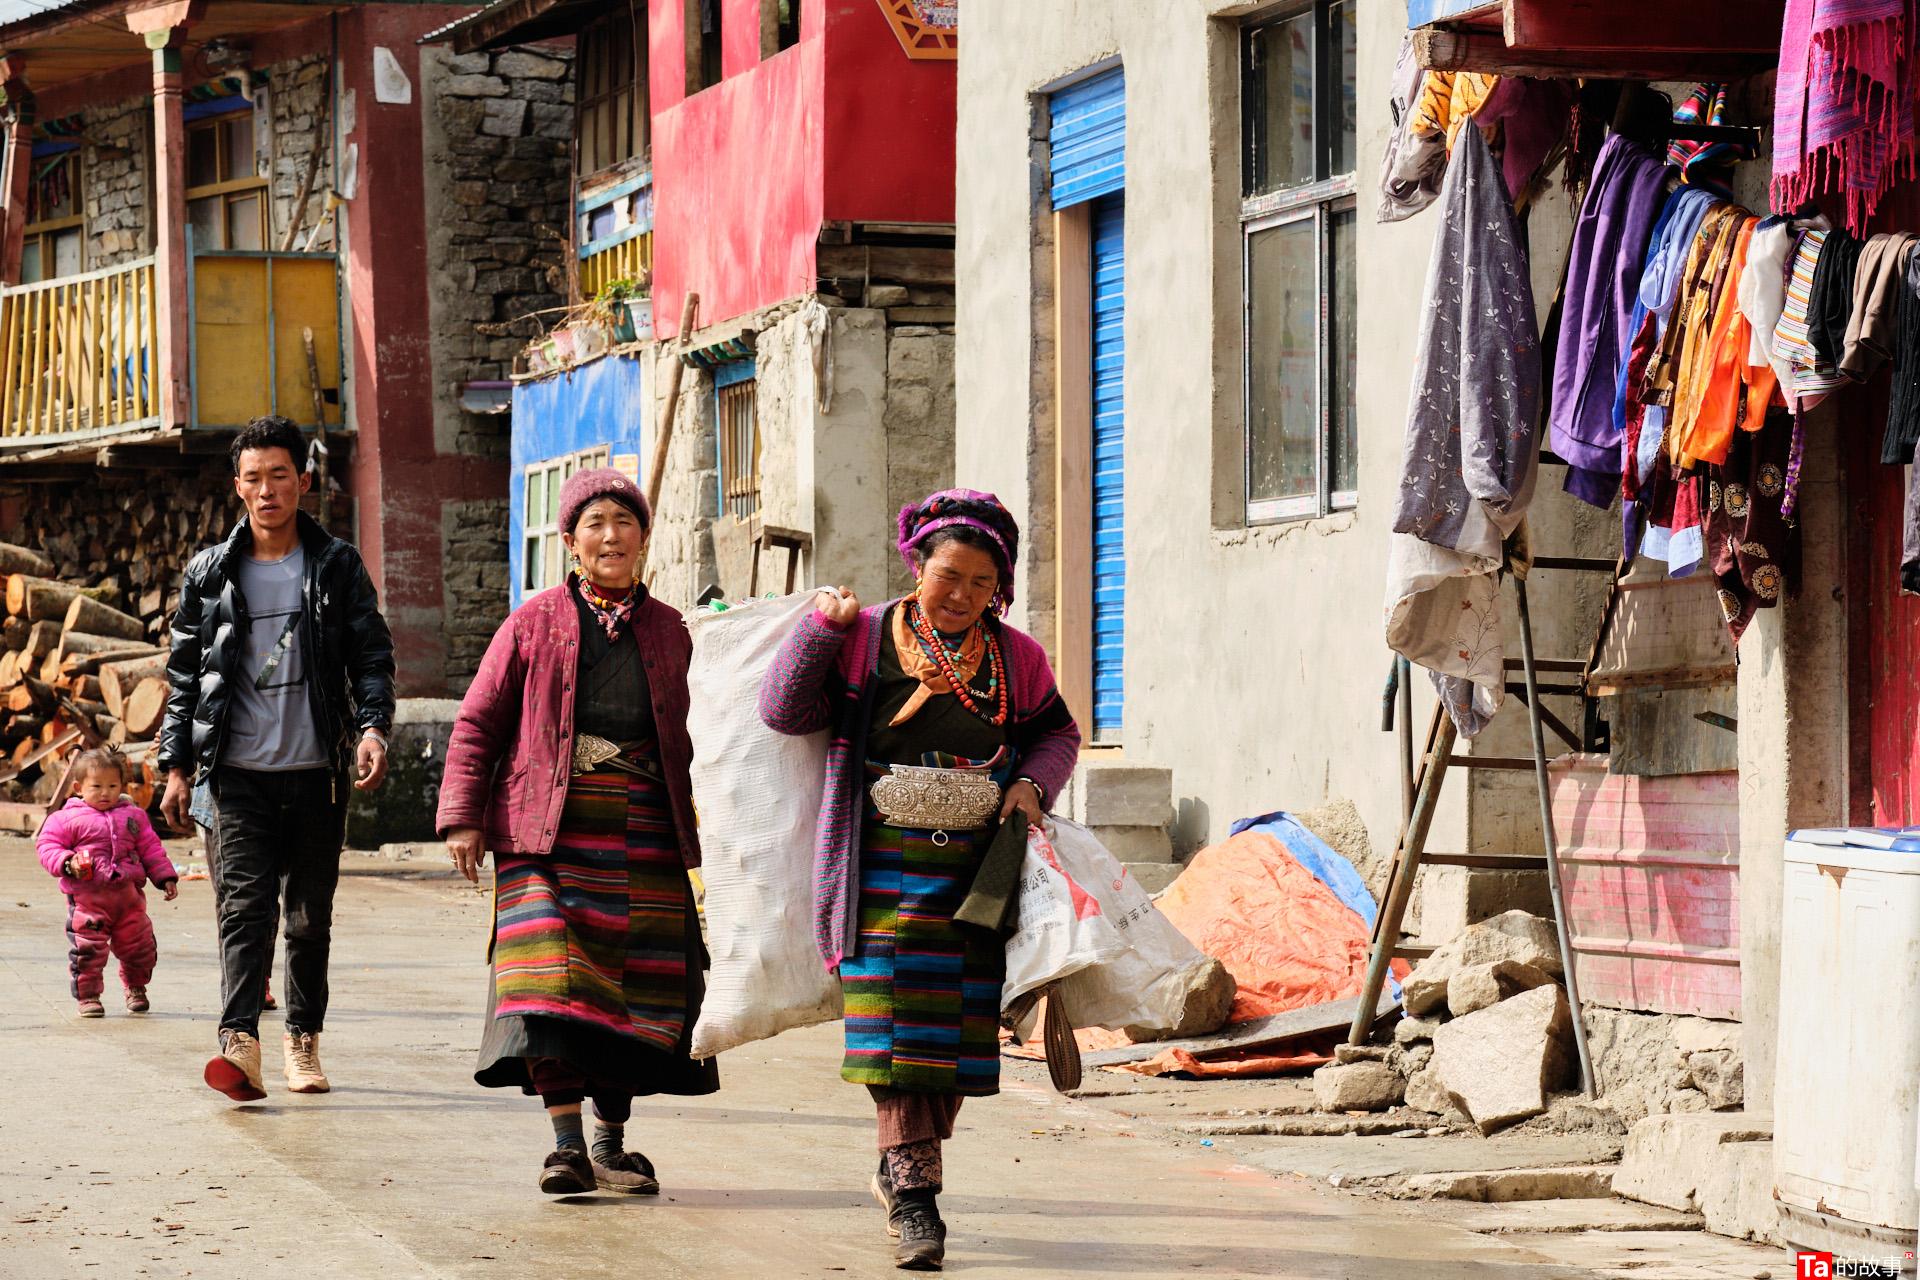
[1446,960,1554,1017]
[1312,1061,1405,1113]
[1681,1050,1744,1110]
[1394,1015,1443,1045]
[1430,984,1573,1133]
[1401,910,1564,1016]
[1403,1064,1467,1122]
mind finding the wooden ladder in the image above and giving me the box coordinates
[1348,556,1620,1099]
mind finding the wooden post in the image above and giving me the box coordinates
[638,291,699,579]
[1051,205,1094,732]
[0,59,33,288]
[126,1,203,431]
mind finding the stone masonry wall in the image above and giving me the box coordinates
[266,56,334,252]
[426,44,575,460]
[422,44,576,688]
[80,98,150,267]
[442,498,510,680]
[883,324,956,599]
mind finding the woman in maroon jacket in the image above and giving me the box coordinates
[437,467,715,1198]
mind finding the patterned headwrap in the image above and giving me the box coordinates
[896,488,1021,611]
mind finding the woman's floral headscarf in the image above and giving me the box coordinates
[896,488,1021,612]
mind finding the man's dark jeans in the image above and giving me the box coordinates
[207,766,346,1040]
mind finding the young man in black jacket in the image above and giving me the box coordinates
[159,416,397,1102]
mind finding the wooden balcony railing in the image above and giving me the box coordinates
[0,257,159,441]
[577,169,652,302]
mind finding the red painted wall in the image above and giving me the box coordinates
[339,5,506,695]
[648,0,954,336]
[820,0,954,225]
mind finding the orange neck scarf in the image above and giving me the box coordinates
[889,603,985,726]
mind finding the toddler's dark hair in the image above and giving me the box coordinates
[73,747,128,783]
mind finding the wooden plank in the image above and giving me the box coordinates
[1503,0,1786,54]
[0,800,46,832]
[1413,29,1774,81]
[1421,852,1549,870]
[815,244,955,288]
[1052,204,1095,735]
[885,306,955,324]
[1080,992,1401,1069]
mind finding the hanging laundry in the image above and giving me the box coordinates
[1550,133,1671,508]
[1841,233,1917,378]
[1620,188,1722,559]
[1385,127,1540,740]
[1671,214,1761,470]
[1883,251,1920,463]
[1770,227,1850,410]
[1379,37,1446,224]
[1668,84,1741,178]
[1774,0,1920,235]
[1410,71,1500,147]
[1708,408,1802,641]
[1807,227,1863,368]
[1738,217,1799,390]
[1473,76,1576,207]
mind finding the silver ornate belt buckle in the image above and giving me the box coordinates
[571,733,624,776]
[869,765,1002,845]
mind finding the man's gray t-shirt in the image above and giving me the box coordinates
[225,547,327,770]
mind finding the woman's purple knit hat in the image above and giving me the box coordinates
[559,466,651,534]
[896,488,1021,609]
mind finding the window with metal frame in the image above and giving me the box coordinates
[186,112,267,252]
[715,365,760,521]
[1241,0,1356,524]
[522,446,614,593]
[20,148,84,284]
[578,4,648,176]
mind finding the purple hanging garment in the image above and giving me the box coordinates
[1549,134,1672,507]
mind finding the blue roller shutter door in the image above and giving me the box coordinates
[1049,67,1126,740]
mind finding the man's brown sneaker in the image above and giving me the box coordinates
[591,1150,660,1196]
[283,1031,330,1094]
[204,1030,267,1101]
[538,1149,596,1195]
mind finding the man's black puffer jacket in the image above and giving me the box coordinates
[159,511,396,778]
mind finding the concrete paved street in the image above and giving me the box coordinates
[0,844,1706,1279]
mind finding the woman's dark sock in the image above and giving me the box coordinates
[592,1121,625,1164]
[550,1111,586,1152]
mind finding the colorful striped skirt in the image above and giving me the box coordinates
[840,816,1006,1097]
[477,757,716,1097]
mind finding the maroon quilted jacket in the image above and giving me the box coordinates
[435,584,701,869]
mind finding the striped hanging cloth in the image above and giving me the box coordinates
[1773,0,1919,232]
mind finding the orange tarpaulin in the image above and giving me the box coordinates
[1008,831,1407,1079]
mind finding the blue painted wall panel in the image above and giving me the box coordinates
[1049,68,1125,209]
[1090,193,1126,739]
[508,353,647,608]
[1407,0,1495,26]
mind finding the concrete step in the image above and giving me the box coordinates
[1391,1164,1616,1202]
[1093,824,1174,863]
[1125,861,1182,895]
[1061,760,1173,827]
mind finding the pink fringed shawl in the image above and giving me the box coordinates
[1774,0,1920,231]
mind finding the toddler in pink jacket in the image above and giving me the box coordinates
[37,749,178,1017]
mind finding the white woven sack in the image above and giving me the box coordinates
[686,591,840,1057]
[1003,820,1129,1003]
[1045,818,1217,1035]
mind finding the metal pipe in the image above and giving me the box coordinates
[1398,654,1414,829]
[1348,713,1457,1046]
[1516,578,1598,1098]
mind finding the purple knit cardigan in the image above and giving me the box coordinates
[759,601,1082,972]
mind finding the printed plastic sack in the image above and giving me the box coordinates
[1040,818,1221,1035]
[1002,821,1128,1003]
[686,591,840,1057]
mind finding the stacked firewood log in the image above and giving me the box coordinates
[0,542,167,809]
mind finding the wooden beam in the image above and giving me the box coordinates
[1503,0,1785,55]
[1052,204,1094,736]
[1414,28,1775,82]
[815,244,955,288]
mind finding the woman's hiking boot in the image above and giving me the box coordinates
[590,1150,660,1195]
[889,1193,946,1271]
[538,1149,596,1195]
[283,1031,330,1093]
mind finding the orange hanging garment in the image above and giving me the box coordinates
[1678,216,1764,469]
